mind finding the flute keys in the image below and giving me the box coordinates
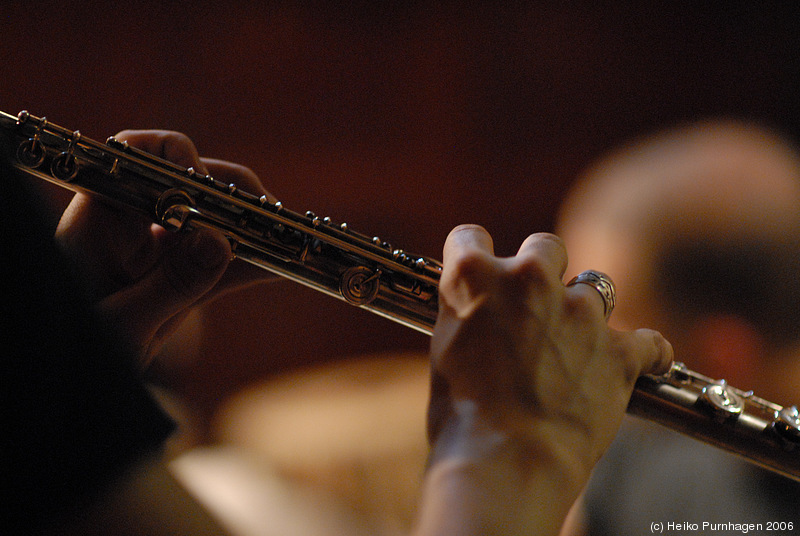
[339,266,381,305]
[16,114,47,167]
[701,380,745,422]
[16,138,46,167]
[774,406,800,445]
[51,152,79,181]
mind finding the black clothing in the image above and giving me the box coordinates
[1,156,175,533]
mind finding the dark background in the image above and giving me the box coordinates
[4,1,800,430]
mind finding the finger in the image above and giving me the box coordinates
[564,282,608,323]
[439,225,496,307]
[201,158,276,202]
[442,224,494,266]
[114,130,208,174]
[97,227,232,361]
[110,135,278,294]
[611,328,674,382]
[434,226,498,353]
[199,158,284,290]
[515,232,569,281]
[564,270,616,324]
[55,193,155,296]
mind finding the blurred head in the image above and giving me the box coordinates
[556,119,800,398]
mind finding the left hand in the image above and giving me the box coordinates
[55,130,277,365]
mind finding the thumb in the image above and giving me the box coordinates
[98,228,231,362]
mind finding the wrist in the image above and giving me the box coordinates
[431,399,593,481]
[417,400,589,536]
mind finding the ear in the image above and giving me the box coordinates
[685,314,765,389]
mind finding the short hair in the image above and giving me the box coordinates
[656,220,800,351]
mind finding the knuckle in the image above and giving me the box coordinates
[201,158,272,198]
[113,130,202,169]
[230,161,256,177]
[160,131,199,155]
[228,162,262,186]
[441,249,490,291]
[511,254,548,282]
[506,255,556,297]
[154,130,193,145]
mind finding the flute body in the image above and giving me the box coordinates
[2,110,799,481]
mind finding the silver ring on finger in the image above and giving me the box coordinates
[566,270,616,320]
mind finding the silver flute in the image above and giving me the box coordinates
[2,110,799,481]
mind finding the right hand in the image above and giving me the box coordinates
[417,225,673,536]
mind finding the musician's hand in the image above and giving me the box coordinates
[55,130,277,365]
[415,225,673,536]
